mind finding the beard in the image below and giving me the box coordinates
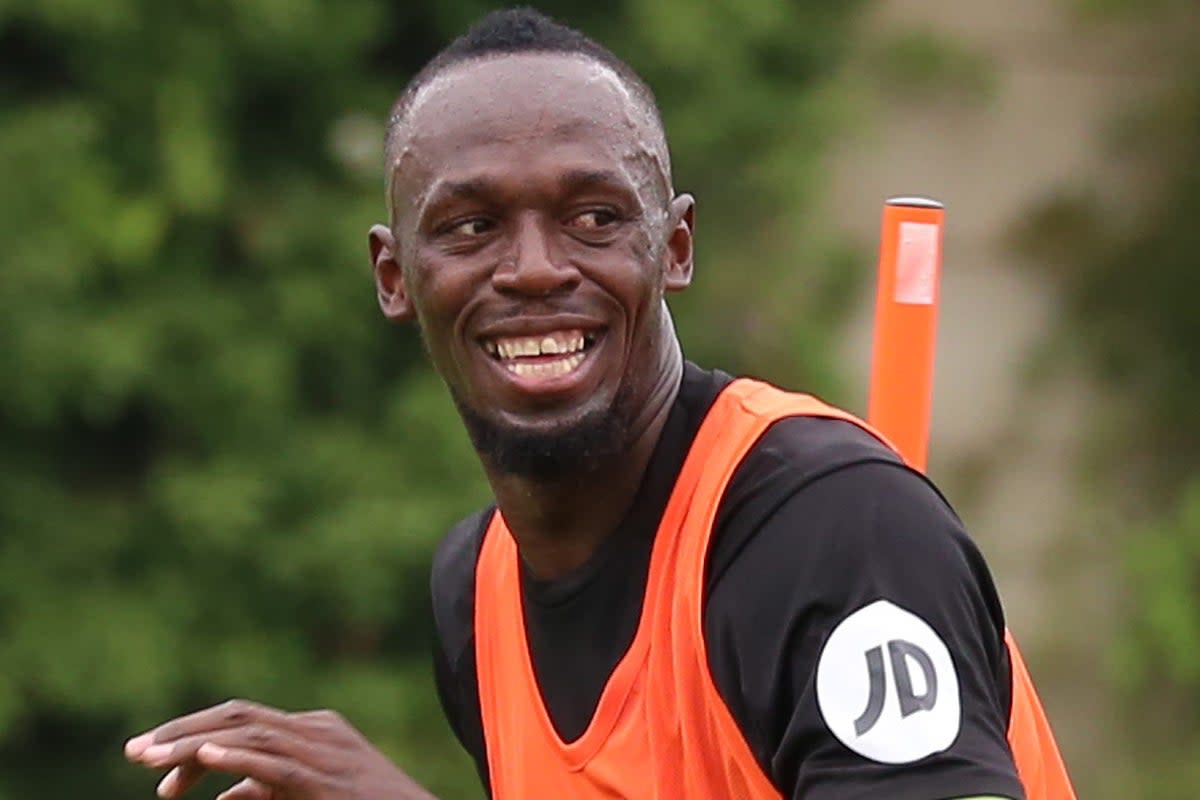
[451,381,635,481]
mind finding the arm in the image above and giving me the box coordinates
[706,456,1025,800]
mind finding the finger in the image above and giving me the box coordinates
[127,700,298,757]
[155,762,207,799]
[197,743,325,792]
[216,778,273,800]
[290,709,361,746]
[134,725,321,771]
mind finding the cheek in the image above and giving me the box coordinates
[405,262,470,360]
[619,232,666,308]
[581,247,656,315]
[408,255,473,322]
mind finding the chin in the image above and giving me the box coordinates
[454,390,631,480]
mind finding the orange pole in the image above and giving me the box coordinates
[867,199,1076,798]
[867,197,945,473]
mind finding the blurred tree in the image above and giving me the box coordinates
[0,1,868,797]
[1016,2,1200,796]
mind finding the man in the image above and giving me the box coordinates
[125,8,1074,800]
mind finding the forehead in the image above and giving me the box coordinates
[392,53,664,205]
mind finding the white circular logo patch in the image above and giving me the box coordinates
[816,599,960,764]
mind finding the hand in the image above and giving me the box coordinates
[124,699,438,800]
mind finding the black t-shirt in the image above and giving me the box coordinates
[431,362,1025,800]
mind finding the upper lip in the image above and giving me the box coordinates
[474,314,605,341]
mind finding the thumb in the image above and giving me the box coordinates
[216,778,273,800]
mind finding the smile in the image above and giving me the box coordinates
[482,329,599,378]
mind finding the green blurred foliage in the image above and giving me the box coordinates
[1016,3,1200,796]
[865,28,998,107]
[0,1,868,797]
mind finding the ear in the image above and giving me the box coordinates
[663,194,695,292]
[369,224,414,321]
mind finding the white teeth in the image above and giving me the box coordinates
[505,353,585,378]
[488,330,590,359]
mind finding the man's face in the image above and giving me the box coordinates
[371,53,693,475]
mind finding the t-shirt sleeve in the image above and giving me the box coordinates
[430,508,493,796]
[704,458,1026,800]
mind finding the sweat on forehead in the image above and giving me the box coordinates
[386,53,672,198]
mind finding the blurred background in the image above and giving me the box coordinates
[0,0,1196,797]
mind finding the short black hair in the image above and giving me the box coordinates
[384,7,668,181]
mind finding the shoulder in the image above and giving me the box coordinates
[710,411,919,586]
[704,443,1018,797]
[710,451,995,634]
[749,411,903,477]
[710,441,1001,641]
[706,409,1007,689]
[431,506,493,663]
[718,411,906,525]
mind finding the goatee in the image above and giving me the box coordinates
[452,385,634,481]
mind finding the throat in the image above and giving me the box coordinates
[499,470,643,581]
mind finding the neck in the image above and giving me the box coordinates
[484,343,684,581]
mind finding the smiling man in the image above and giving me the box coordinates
[124,8,1075,800]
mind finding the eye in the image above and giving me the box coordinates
[445,217,495,237]
[566,208,620,230]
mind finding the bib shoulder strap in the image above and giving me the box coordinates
[719,378,905,460]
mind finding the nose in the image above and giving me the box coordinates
[491,214,580,296]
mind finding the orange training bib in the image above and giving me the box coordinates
[474,378,1075,799]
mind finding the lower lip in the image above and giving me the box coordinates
[483,339,603,398]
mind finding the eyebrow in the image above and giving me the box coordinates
[412,178,498,230]
[424,177,497,207]
[556,168,629,191]
[421,168,636,212]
